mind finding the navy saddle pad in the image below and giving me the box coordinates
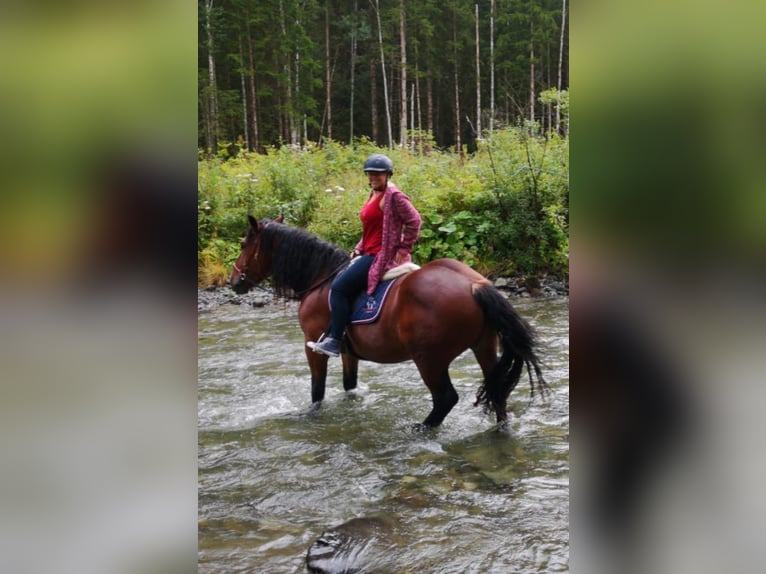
[329,277,398,325]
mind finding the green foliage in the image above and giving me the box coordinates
[539,88,569,113]
[539,88,570,135]
[198,126,568,286]
[413,210,492,270]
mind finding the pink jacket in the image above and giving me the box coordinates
[355,183,422,295]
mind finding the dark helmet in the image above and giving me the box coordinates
[363,154,393,175]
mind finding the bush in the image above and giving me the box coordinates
[197,126,568,286]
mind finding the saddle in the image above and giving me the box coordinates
[381,262,420,280]
[330,262,420,325]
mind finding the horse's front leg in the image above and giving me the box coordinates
[306,348,328,413]
[341,353,359,392]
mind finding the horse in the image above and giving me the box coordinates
[230,215,547,428]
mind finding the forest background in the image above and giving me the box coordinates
[198,0,569,286]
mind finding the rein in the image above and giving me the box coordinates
[235,254,349,299]
[292,260,349,297]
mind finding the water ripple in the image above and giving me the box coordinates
[199,298,569,572]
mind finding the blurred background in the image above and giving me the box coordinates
[0,0,764,573]
[0,2,197,573]
[572,0,765,572]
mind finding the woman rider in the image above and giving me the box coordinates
[307,154,422,357]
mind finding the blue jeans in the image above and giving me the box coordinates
[328,255,374,339]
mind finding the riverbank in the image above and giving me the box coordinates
[198,273,568,312]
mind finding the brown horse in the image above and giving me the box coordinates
[230,215,547,428]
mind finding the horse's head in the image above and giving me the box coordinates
[229,214,283,294]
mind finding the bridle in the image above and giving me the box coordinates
[232,260,260,288]
[233,221,269,288]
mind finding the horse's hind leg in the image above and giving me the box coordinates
[414,361,459,428]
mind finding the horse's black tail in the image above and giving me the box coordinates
[473,284,548,413]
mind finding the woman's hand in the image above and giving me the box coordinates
[394,249,410,265]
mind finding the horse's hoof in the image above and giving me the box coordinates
[492,419,511,433]
[410,422,436,434]
[307,401,322,415]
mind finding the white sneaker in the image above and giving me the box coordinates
[307,336,341,357]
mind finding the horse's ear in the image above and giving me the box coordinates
[274,214,284,224]
[248,215,258,230]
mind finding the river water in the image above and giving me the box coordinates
[198,296,569,573]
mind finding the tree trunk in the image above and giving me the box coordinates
[413,38,422,148]
[556,0,567,135]
[295,39,302,144]
[373,0,393,148]
[349,0,359,144]
[204,0,218,155]
[547,47,552,133]
[279,0,295,144]
[427,74,433,136]
[325,1,332,141]
[529,19,535,128]
[453,8,461,153]
[475,3,481,139]
[415,65,422,138]
[504,70,510,124]
[410,82,415,149]
[245,12,260,152]
[399,0,407,148]
[489,0,495,135]
[239,36,249,150]
[371,57,378,143]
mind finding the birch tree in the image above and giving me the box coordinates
[452,5,461,154]
[244,5,260,152]
[372,0,393,148]
[203,0,219,154]
[349,0,359,143]
[490,0,495,134]
[325,0,332,140]
[399,0,407,148]
[529,17,535,127]
[238,36,249,149]
[370,57,378,142]
[475,3,481,139]
[279,0,295,143]
[556,0,566,135]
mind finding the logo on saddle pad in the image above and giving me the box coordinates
[362,296,377,314]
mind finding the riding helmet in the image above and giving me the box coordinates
[363,154,393,175]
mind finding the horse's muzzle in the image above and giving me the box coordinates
[230,275,250,294]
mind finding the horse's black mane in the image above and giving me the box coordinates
[259,220,349,298]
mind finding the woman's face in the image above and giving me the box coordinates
[366,171,388,191]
